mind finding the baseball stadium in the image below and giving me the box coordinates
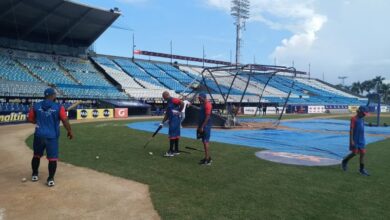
[0,0,389,219]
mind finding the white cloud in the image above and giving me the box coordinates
[205,0,231,11]
[205,0,390,83]
[205,0,327,71]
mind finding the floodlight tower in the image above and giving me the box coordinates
[231,0,250,65]
[338,76,348,86]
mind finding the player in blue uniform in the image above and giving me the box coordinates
[161,91,184,157]
[197,93,213,165]
[28,88,73,186]
[341,106,370,176]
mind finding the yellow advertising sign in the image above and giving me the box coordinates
[348,106,359,113]
[77,109,113,120]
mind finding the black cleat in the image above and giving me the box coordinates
[341,161,347,171]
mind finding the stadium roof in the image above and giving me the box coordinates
[0,0,120,47]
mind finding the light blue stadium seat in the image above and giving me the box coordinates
[0,55,40,82]
[60,60,113,87]
[56,84,128,99]
[0,80,48,97]
[18,58,76,85]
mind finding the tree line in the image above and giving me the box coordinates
[335,76,389,104]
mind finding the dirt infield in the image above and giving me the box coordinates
[0,122,160,220]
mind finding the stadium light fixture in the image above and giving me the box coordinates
[132,33,136,60]
[202,45,206,67]
[231,0,250,65]
[338,76,348,85]
[170,40,173,64]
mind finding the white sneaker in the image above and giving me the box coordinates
[31,175,39,182]
[164,152,174,157]
[47,179,55,187]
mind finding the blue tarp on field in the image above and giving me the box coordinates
[128,118,390,160]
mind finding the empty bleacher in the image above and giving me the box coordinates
[113,58,165,89]
[0,80,49,97]
[59,58,113,87]
[18,57,77,85]
[91,57,143,90]
[0,102,29,112]
[135,61,187,92]
[93,57,178,99]
[0,46,366,105]
[0,55,40,82]
[155,63,194,85]
[56,84,128,100]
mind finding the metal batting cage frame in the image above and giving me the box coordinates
[194,64,302,127]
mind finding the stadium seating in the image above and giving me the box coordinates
[177,66,203,80]
[92,56,122,71]
[155,63,194,85]
[0,55,40,82]
[0,46,366,105]
[91,57,143,89]
[178,66,366,105]
[0,102,29,112]
[18,57,77,85]
[295,78,356,98]
[0,80,50,97]
[113,58,166,89]
[124,88,177,99]
[135,61,187,92]
[93,57,178,99]
[59,59,113,87]
[56,84,128,100]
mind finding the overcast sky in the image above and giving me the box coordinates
[78,0,390,84]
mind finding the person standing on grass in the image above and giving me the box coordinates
[161,91,184,157]
[262,105,267,116]
[197,93,212,165]
[28,88,73,187]
[341,106,370,176]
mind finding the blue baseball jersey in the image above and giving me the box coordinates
[198,100,212,143]
[351,116,365,147]
[198,100,212,128]
[167,97,181,139]
[29,100,67,139]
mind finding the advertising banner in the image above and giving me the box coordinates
[243,107,259,115]
[286,105,308,114]
[77,109,113,120]
[348,106,359,113]
[325,105,348,110]
[114,108,128,118]
[0,111,28,125]
[242,107,284,115]
[308,106,326,114]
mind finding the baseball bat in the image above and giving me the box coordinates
[143,124,163,148]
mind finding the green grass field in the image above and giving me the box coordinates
[26,115,390,220]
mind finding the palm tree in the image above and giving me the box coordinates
[361,80,375,94]
[372,76,385,93]
[350,81,362,95]
[381,83,389,104]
